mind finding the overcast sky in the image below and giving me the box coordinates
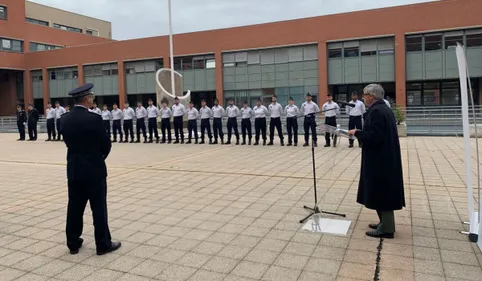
[30,0,436,40]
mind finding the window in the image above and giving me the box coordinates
[29,42,62,52]
[86,30,93,36]
[223,62,235,67]
[86,29,98,36]
[0,6,6,20]
[26,17,49,26]
[441,81,460,105]
[344,47,359,58]
[406,36,422,52]
[406,83,422,106]
[2,39,11,50]
[0,38,23,53]
[466,33,482,48]
[182,57,193,70]
[73,71,78,79]
[193,59,205,70]
[361,51,377,56]
[174,58,182,71]
[111,69,118,75]
[328,49,342,58]
[424,34,442,51]
[206,59,215,69]
[12,40,22,52]
[50,71,56,80]
[93,65,102,76]
[236,62,247,67]
[53,23,82,33]
[423,82,440,105]
[444,34,463,49]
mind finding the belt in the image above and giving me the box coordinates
[349,115,362,117]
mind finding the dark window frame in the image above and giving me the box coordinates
[343,47,359,58]
[0,5,6,20]
[26,17,49,26]
[53,23,82,33]
[466,33,482,48]
[424,34,443,51]
[328,49,342,59]
[406,35,423,52]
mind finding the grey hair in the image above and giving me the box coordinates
[363,84,385,100]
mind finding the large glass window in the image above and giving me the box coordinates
[328,49,342,58]
[441,81,460,105]
[206,59,215,69]
[29,42,61,52]
[423,82,440,105]
[444,34,463,49]
[193,58,205,70]
[344,47,359,58]
[0,6,6,20]
[466,33,482,48]
[424,34,442,51]
[26,17,48,26]
[0,38,23,53]
[53,23,82,33]
[406,36,422,52]
[406,83,422,106]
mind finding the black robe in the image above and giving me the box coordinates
[354,99,405,211]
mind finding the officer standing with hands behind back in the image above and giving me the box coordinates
[301,93,320,147]
[16,104,26,141]
[322,94,340,148]
[285,97,299,146]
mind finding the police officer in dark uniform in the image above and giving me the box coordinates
[60,83,121,256]
[16,104,26,141]
[27,104,39,141]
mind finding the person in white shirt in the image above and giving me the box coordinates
[186,101,199,144]
[322,94,340,148]
[101,104,112,139]
[199,100,213,144]
[45,101,56,141]
[123,102,135,143]
[54,101,66,141]
[135,101,148,143]
[285,97,300,146]
[111,103,123,142]
[160,100,172,143]
[147,99,160,143]
[241,101,254,145]
[347,92,366,148]
[268,95,284,146]
[172,97,187,144]
[225,98,240,145]
[253,97,269,145]
[91,103,102,115]
[211,98,225,144]
[301,93,320,147]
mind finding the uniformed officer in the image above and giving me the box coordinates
[226,98,240,145]
[172,97,186,144]
[199,100,213,144]
[160,100,172,143]
[268,95,284,146]
[186,101,199,144]
[16,104,26,141]
[241,101,253,145]
[347,92,365,148]
[101,104,112,138]
[211,98,225,144]
[45,102,56,141]
[285,97,300,146]
[135,101,148,143]
[27,104,39,141]
[60,83,121,256]
[55,101,66,141]
[111,103,123,143]
[147,99,160,143]
[253,97,268,146]
[301,93,320,147]
[123,102,135,143]
[322,94,340,147]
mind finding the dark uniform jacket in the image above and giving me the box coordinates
[60,106,111,181]
[17,110,26,124]
[354,99,405,211]
[27,108,39,123]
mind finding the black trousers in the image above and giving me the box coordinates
[325,116,337,145]
[173,116,184,141]
[28,122,38,140]
[103,120,111,138]
[17,122,25,140]
[227,117,239,142]
[123,120,134,141]
[213,118,224,142]
[286,117,298,144]
[348,115,363,145]
[241,118,252,142]
[136,118,147,141]
[66,178,112,252]
[200,119,212,141]
[148,118,159,140]
[255,117,267,142]
[188,120,198,141]
[112,120,122,141]
[303,116,317,143]
[269,117,283,142]
[46,119,56,140]
[56,119,62,140]
[161,118,172,142]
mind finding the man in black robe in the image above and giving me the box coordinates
[349,84,405,239]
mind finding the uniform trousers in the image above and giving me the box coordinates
[123,119,134,141]
[200,119,212,141]
[136,117,147,141]
[303,115,317,143]
[241,118,252,143]
[325,116,337,145]
[269,117,283,142]
[161,118,172,142]
[46,118,56,140]
[56,119,62,140]
[286,117,298,145]
[112,120,122,141]
[102,120,111,138]
[173,116,184,142]
[17,122,25,140]
[148,117,159,141]
[187,120,198,142]
[213,118,224,142]
[255,117,267,143]
[348,115,362,145]
[28,121,38,140]
[66,178,112,252]
[227,117,239,142]
[376,210,395,233]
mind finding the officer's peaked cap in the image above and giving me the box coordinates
[69,83,94,98]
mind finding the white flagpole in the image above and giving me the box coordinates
[168,0,175,97]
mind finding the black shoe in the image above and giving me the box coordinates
[123,140,128,143]
[173,140,179,144]
[209,140,213,144]
[303,143,309,147]
[225,141,231,145]
[96,241,122,256]
[156,138,160,143]
[241,142,246,145]
[112,140,117,143]
[263,140,266,146]
[254,142,259,146]
[212,141,218,145]
[333,144,337,148]
[160,140,166,144]
[314,142,318,147]
[236,140,240,145]
[369,223,378,230]
[195,140,198,144]
[324,144,330,147]
[287,143,292,146]
[186,141,192,144]
[45,139,51,142]
[267,142,273,146]
[69,238,84,255]
[129,140,135,143]
[366,230,394,239]
[17,139,25,141]
[135,140,141,143]
[168,140,172,144]
[200,141,205,144]
[349,144,354,148]
[148,139,153,143]
[181,140,184,144]
[294,143,298,146]
[280,141,284,147]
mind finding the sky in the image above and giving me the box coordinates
[29,0,437,40]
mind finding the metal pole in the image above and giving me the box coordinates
[168,0,176,97]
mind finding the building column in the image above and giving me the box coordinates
[395,33,407,107]
[318,41,328,108]
[42,68,49,113]
[23,70,32,109]
[77,64,85,85]
[215,51,224,106]
[118,61,126,106]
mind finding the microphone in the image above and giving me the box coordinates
[337,101,355,108]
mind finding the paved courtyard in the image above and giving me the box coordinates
[0,133,481,281]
